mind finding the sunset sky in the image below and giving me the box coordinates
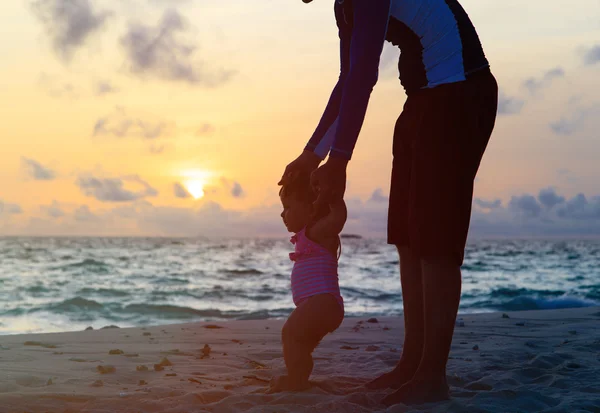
[1,0,599,237]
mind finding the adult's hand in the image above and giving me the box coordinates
[278,150,322,187]
[310,157,348,213]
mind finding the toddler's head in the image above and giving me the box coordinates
[279,174,329,233]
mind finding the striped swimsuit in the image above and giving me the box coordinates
[289,228,344,311]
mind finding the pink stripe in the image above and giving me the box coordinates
[290,228,342,309]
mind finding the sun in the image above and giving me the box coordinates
[181,170,212,200]
[184,179,205,199]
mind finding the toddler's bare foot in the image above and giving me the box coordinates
[268,375,311,393]
[381,375,450,406]
[366,361,418,390]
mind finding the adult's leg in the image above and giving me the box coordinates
[383,72,498,406]
[382,257,460,405]
[369,98,424,389]
[366,246,424,389]
[272,294,344,392]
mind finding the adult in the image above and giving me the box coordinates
[278,0,498,405]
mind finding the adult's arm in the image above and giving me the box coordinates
[304,4,351,159]
[329,0,391,160]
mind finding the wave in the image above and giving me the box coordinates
[150,277,189,285]
[220,269,263,277]
[55,259,111,273]
[500,296,600,311]
[463,294,600,312]
[76,288,130,298]
[341,286,399,301]
[490,288,565,298]
[48,297,105,312]
[23,285,57,294]
[123,304,225,319]
[121,304,291,321]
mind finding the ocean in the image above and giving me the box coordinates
[1,237,599,335]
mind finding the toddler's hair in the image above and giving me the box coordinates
[279,173,330,223]
[280,173,342,260]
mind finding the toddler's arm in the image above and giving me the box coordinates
[308,199,347,243]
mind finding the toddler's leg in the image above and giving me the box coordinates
[275,294,343,391]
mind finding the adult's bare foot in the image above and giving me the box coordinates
[268,375,311,393]
[366,361,419,390]
[381,375,450,406]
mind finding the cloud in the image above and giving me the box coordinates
[538,188,566,209]
[21,157,56,181]
[557,169,578,184]
[41,201,65,218]
[74,205,99,222]
[120,9,234,86]
[173,182,191,199]
[369,188,388,203]
[30,0,111,62]
[231,182,244,198]
[549,104,600,136]
[95,81,118,96]
[148,0,192,6]
[7,187,600,238]
[472,190,600,237]
[474,198,502,210]
[522,67,565,95]
[509,195,542,218]
[38,73,79,99]
[583,45,600,66]
[196,123,215,136]
[497,90,524,115]
[0,201,23,216]
[557,194,600,220]
[77,174,158,202]
[219,179,245,198]
[93,107,175,140]
[148,144,167,155]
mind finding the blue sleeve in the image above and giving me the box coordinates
[304,4,351,157]
[329,0,391,160]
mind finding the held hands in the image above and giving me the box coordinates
[310,157,348,216]
[278,150,349,221]
[278,150,322,187]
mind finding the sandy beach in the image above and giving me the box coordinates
[1,307,599,413]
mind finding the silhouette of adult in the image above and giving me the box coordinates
[279,0,498,405]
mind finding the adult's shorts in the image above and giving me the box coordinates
[387,68,498,266]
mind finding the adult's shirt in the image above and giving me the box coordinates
[305,0,490,161]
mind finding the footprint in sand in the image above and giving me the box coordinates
[23,341,57,349]
[158,357,173,366]
[203,325,224,330]
[201,345,211,358]
[0,383,19,393]
[70,358,101,363]
[96,365,116,374]
[15,375,48,388]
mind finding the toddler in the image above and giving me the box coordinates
[270,173,346,392]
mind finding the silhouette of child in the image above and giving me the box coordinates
[270,173,346,392]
